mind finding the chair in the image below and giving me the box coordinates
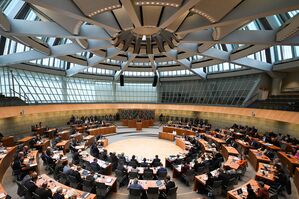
[129,188,142,199]
[115,169,127,187]
[167,186,178,199]
[128,171,138,180]
[195,166,205,175]
[16,180,25,197]
[95,182,110,199]
[207,180,223,196]
[58,172,69,185]
[68,175,81,189]
[147,187,159,199]
[181,169,195,186]
[128,161,138,167]
[222,177,235,195]
[82,178,95,193]
[32,192,41,199]
[143,170,154,180]
[23,185,32,199]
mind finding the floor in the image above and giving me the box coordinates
[3,124,299,199]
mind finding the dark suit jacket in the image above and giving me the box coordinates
[53,193,64,199]
[35,187,52,198]
[165,181,175,193]
[24,180,38,193]
[90,162,101,172]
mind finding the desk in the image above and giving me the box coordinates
[197,139,214,153]
[1,136,14,147]
[87,126,116,136]
[159,132,175,141]
[18,136,33,146]
[23,150,39,173]
[81,152,112,175]
[44,128,57,139]
[97,138,108,147]
[34,139,50,151]
[221,145,239,160]
[163,126,195,136]
[36,174,96,199]
[70,133,83,142]
[125,166,159,175]
[249,149,271,171]
[278,151,299,175]
[56,140,70,154]
[128,119,137,128]
[176,138,191,150]
[121,119,128,126]
[128,179,166,190]
[84,135,95,147]
[294,168,299,195]
[223,156,246,170]
[193,169,218,191]
[75,126,85,133]
[227,179,270,199]
[57,130,70,140]
[257,140,281,151]
[255,163,276,184]
[136,122,142,131]
[0,147,16,198]
[202,134,226,145]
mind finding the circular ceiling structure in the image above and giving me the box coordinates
[1,0,299,80]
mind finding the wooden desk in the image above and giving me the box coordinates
[34,139,50,151]
[81,152,112,175]
[257,140,281,151]
[159,132,175,141]
[281,141,298,153]
[44,128,57,139]
[136,122,142,131]
[36,174,96,199]
[278,151,299,175]
[0,147,16,198]
[56,140,70,154]
[70,133,83,142]
[75,126,85,133]
[23,150,39,173]
[121,119,128,126]
[176,138,191,150]
[1,136,14,147]
[223,156,247,170]
[197,139,214,153]
[128,179,166,190]
[18,136,34,146]
[227,179,270,199]
[193,169,219,191]
[84,135,95,147]
[141,119,154,128]
[97,138,108,147]
[163,126,195,136]
[294,168,299,195]
[222,145,239,160]
[57,130,70,140]
[255,163,276,184]
[87,126,116,136]
[249,149,271,171]
[128,119,137,128]
[126,166,159,175]
[202,133,226,145]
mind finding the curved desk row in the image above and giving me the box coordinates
[0,147,16,197]
[162,126,195,136]
[87,126,116,136]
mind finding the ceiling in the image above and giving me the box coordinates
[1,0,299,81]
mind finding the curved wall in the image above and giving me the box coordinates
[0,104,299,138]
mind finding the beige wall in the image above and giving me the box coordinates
[282,71,299,92]
[0,104,299,138]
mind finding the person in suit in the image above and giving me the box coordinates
[256,181,269,199]
[165,176,176,194]
[53,187,64,199]
[247,184,257,199]
[22,145,30,156]
[72,149,81,165]
[152,155,161,166]
[128,178,143,190]
[35,182,53,198]
[90,143,99,158]
[23,172,38,195]
[130,155,139,167]
[90,158,101,173]
[69,166,82,183]
[140,158,148,167]
[157,166,167,177]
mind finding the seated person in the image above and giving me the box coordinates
[128,178,144,190]
[90,158,101,173]
[247,184,257,199]
[90,143,99,158]
[181,162,190,175]
[53,187,64,199]
[129,155,139,167]
[140,158,148,167]
[172,155,182,165]
[46,147,54,156]
[72,149,81,165]
[68,166,82,183]
[22,145,30,156]
[165,176,176,194]
[23,172,38,196]
[35,182,52,198]
[62,161,71,174]
[152,155,161,166]
[157,166,167,177]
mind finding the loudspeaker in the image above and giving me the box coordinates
[120,74,124,86]
[152,75,158,87]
